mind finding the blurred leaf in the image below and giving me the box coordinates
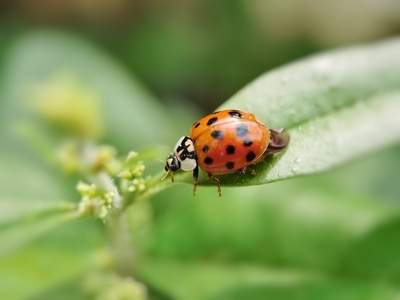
[0,198,76,258]
[0,154,79,257]
[191,38,400,186]
[146,181,398,270]
[338,217,400,282]
[0,30,180,155]
[31,282,87,300]
[318,146,400,202]
[0,29,188,259]
[138,178,400,298]
[136,259,320,300]
[207,282,400,300]
[1,29,399,300]
[136,259,400,300]
[0,155,72,200]
[0,219,103,300]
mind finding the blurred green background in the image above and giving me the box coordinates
[3,0,400,113]
[1,1,400,299]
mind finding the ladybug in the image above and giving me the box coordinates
[164,109,290,196]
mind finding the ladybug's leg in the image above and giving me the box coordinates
[207,173,222,196]
[238,167,256,176]
[192,165,199,195]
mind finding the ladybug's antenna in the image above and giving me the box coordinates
[161,170,174,182]
[161,170,169,181]
[154,158,168,180]
[155,158,175,182]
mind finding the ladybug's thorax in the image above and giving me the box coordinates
[171,136,198,171]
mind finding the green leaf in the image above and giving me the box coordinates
[194,38,400,186]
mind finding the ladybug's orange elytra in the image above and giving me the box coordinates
[164,109,289,196]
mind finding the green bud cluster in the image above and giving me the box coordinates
[118,151,150,195]
[84,272,147,300]
[76,181,117,220]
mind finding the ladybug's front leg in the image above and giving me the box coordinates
[207,173,222,197]
[192,165,199,196]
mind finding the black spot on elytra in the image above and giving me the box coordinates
[202,145,209,153]
[246,151,256,162]
[236,124,249,137]
[207,117,218,126]
[243,139,253,147]
[211,130,224,140]
[204,157,213,165]
[226,145,235,155]
[229,110,243,119]
[226,162,235,169]
[194,122,201,128]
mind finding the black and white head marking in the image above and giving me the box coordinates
[174,136,197,171]
[165,136,197,172]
